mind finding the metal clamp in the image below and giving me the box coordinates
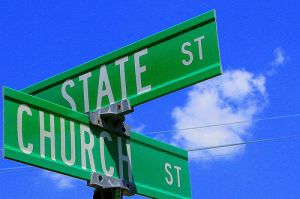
[89,99,133,137]
[88,172,136,196]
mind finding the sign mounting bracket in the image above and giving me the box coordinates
[88,172,136,199]
[88,100,135,198]
[88,99,133,137]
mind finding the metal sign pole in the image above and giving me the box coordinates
[88,100,134,199]
[93,188,122,199]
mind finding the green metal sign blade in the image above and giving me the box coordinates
[21,10,221,113]
[3,87,191,199]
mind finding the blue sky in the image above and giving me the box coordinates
[1,1,300,198]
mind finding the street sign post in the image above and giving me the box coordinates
[3,9,222,198]
[22,10,221,113]
[3,87,191,199]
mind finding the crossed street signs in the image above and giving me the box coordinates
[3,9,221,199]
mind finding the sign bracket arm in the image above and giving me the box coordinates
[88,99,134,137]
[88,100,135,198]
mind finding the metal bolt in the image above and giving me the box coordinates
[117,104,121,110]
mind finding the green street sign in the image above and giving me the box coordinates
[22,10,221,113]
[3,87,191,199]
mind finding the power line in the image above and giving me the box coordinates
[0,114,299,173]
[144,113,300,135]
[0,166,31,173]
[189,153,234,160]
[0,134,299,174]
[188,133,300,152]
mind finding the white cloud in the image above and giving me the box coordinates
[268,47,288,75]
[42,171,76,189]
[126,115,146,133]
[132,124,146,133]
[171,69,268,160]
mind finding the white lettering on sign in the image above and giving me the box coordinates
[165,163,173,185]
[174,165,182,188]
[165,163,182,188]
[80,124,96,172]
[60,118,76,166]
[17,104,33,154]
[115,56,129,100]
[97,65,115,108]
[181,35,205,66]
[194,36,205,61]
[99,131,114,177]
[181,42,193,66]
[79,72,92,112]
[134,48,151,94]
[61,80,77,111]
[16,104,133,181]
[39,111,56,160]
[118,137,133,182]
[60,48,151,112]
